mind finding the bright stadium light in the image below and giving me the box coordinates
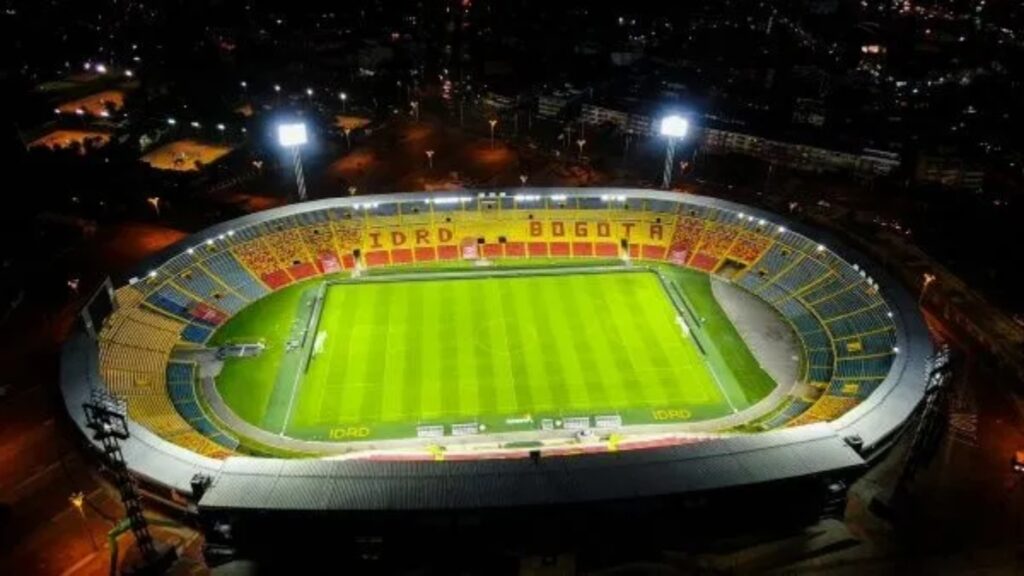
[278,122,308,147]
[660,115,689,138]
[659,114,690,188]
[278,122,309,201]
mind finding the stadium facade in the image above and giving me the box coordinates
[60,189,934,562]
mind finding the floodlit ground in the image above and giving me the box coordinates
[56,90,125,116]
[139,139,233,172]
[333,115,372,131]
[210,264,775,442]
[28,130,111,152]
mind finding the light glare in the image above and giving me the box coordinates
[278,123,309,147]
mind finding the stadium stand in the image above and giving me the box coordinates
[231,239,292,289]
[166,362,240,450]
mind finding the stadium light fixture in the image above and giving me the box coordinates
[278,123,308,147]
[69,492,98,552]
[278,122,309,201]
[660,115,689,138]
[659,114,689,188]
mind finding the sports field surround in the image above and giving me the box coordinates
[208,263,777,442]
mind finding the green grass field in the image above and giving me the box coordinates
[208,264,777,442]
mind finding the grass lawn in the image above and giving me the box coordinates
[209,264,778,442]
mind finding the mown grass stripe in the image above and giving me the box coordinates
[560,275,611,410]
[472,283,501,416]
[532,277,582,413]
[336,286,379,422]
[479,278,512,412]
[358,284,394,425]
[418,282,444,419]
[574,275,636,410]
[507,278,544,412]
[402,283,425,422]
[379,282,409,422]
[450,280,478,418]
[596,276,666,407]
[606,272,679,403]
[631,276,710,404]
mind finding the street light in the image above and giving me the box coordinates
[659,114,689,189]
[343,127,352,149]
[167,117,177,126]
[69,492,98,552]
[425,149,434,169]
[273,84,281,93]
[278,122,309,202]
[216,123,226,131]
[520,174,528,186]
[920,272,936,304]
[339,92,347,113]
[411,100,420,122]
[488,119,497,148]
[147,196,161,217]
[576,138,586,161]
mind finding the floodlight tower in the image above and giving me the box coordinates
[278,123,309,202]
[659,115,689,189]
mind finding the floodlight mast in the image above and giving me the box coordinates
[660,115,689,189]
[278,123,309,202]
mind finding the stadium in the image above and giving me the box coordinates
[60,188,934,561]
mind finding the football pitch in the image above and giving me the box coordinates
[209,264,777,442]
